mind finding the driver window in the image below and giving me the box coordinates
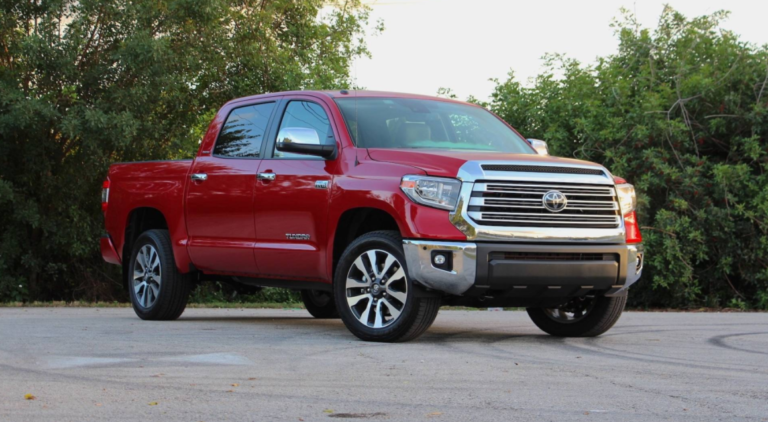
[274,101,334,159]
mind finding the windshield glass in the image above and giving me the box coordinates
[335,97,533,153]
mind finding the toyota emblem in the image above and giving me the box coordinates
[542,190,567,212]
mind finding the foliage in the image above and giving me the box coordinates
[189,282,301,304]
[0,0,374,301]
[485,7,768,309]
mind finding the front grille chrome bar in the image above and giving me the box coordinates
[450,160,627,243]
[468,181,621,229]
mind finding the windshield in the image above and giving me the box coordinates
[335,97,533,153]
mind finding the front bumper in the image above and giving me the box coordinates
[403,240,643,297]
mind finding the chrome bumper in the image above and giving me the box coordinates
[621,243,644,292]
[402,240,644,296]
[402,240,477,295]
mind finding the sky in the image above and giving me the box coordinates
[351,0,768,102]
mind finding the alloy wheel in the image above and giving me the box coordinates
[344,249,408,329]
[544,296,597,324]
[133,244,162,309]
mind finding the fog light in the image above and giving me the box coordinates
[430,250,453,271]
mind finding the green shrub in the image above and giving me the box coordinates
[190,282,301,305]
[484,7,768,309]
[0,0,374,302]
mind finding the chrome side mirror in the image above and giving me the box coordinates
[527,139,549,156]
[277,127,321,146]
[276,127,337,159]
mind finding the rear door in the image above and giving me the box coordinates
[252,96,339,280]
[185,100,278,274]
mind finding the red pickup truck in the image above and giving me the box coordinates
[101,90,643,342]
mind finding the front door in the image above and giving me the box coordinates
[185,101,277,274]
[253,98,338,280]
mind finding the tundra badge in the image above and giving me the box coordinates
[315,180,329,189]
[286,234,310,240]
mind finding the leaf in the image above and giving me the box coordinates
[231,383,239,387]
[148,402,158,406]
[323,409,334,414]
[24,394,36,400]
[427,412,443,417]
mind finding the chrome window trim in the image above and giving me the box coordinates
[450,160,627,243]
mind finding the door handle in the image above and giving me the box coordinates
[258,172,276,181]
[191,173,208,181]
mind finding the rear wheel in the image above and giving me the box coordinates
[334,231,440,342]
[301,290,339,319]
[128,229,191,320]
[527,295,626,337]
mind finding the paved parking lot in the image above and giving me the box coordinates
[1,308,767,421]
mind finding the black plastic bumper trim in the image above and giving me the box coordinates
[475,243,630,292]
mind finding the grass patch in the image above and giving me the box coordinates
[0,301,304,309]
[3,302,760,312]
[0,301,131,308]
[187,302,304,309]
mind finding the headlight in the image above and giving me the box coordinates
[400,175,462,211]
[615,183,636,215]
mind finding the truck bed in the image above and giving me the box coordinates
[104,160,193,270]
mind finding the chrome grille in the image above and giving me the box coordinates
[468,181,620,229]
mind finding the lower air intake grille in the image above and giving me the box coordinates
[489,252,616,261]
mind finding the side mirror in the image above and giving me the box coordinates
[276,127,337,159]
[527,139,549,156]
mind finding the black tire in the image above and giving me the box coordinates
[334,230,440,342]
[526,295,627,337]
[127,229,191,320]
[301,290,339,319]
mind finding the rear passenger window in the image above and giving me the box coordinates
[214,102,275,158]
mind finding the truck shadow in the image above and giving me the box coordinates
[176,314,560,343]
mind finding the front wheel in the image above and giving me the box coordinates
[526,295,627,337]
[334,231,440,342]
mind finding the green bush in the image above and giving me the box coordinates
[0,0,374,302]
[483,7,768,309]
[190,282,301,305]
[3,4,766,309]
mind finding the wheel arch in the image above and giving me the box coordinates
[329,207,403,279]
[122,207,190,288]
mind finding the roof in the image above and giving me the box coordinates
[224,90,474,107]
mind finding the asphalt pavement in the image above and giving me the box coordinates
[1,308,767,421]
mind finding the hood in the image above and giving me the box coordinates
[366,148,608,178]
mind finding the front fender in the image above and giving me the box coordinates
[326,159,467,280]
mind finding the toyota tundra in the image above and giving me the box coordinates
[100,90,643,342]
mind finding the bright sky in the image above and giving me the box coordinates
[352,0,768,102]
